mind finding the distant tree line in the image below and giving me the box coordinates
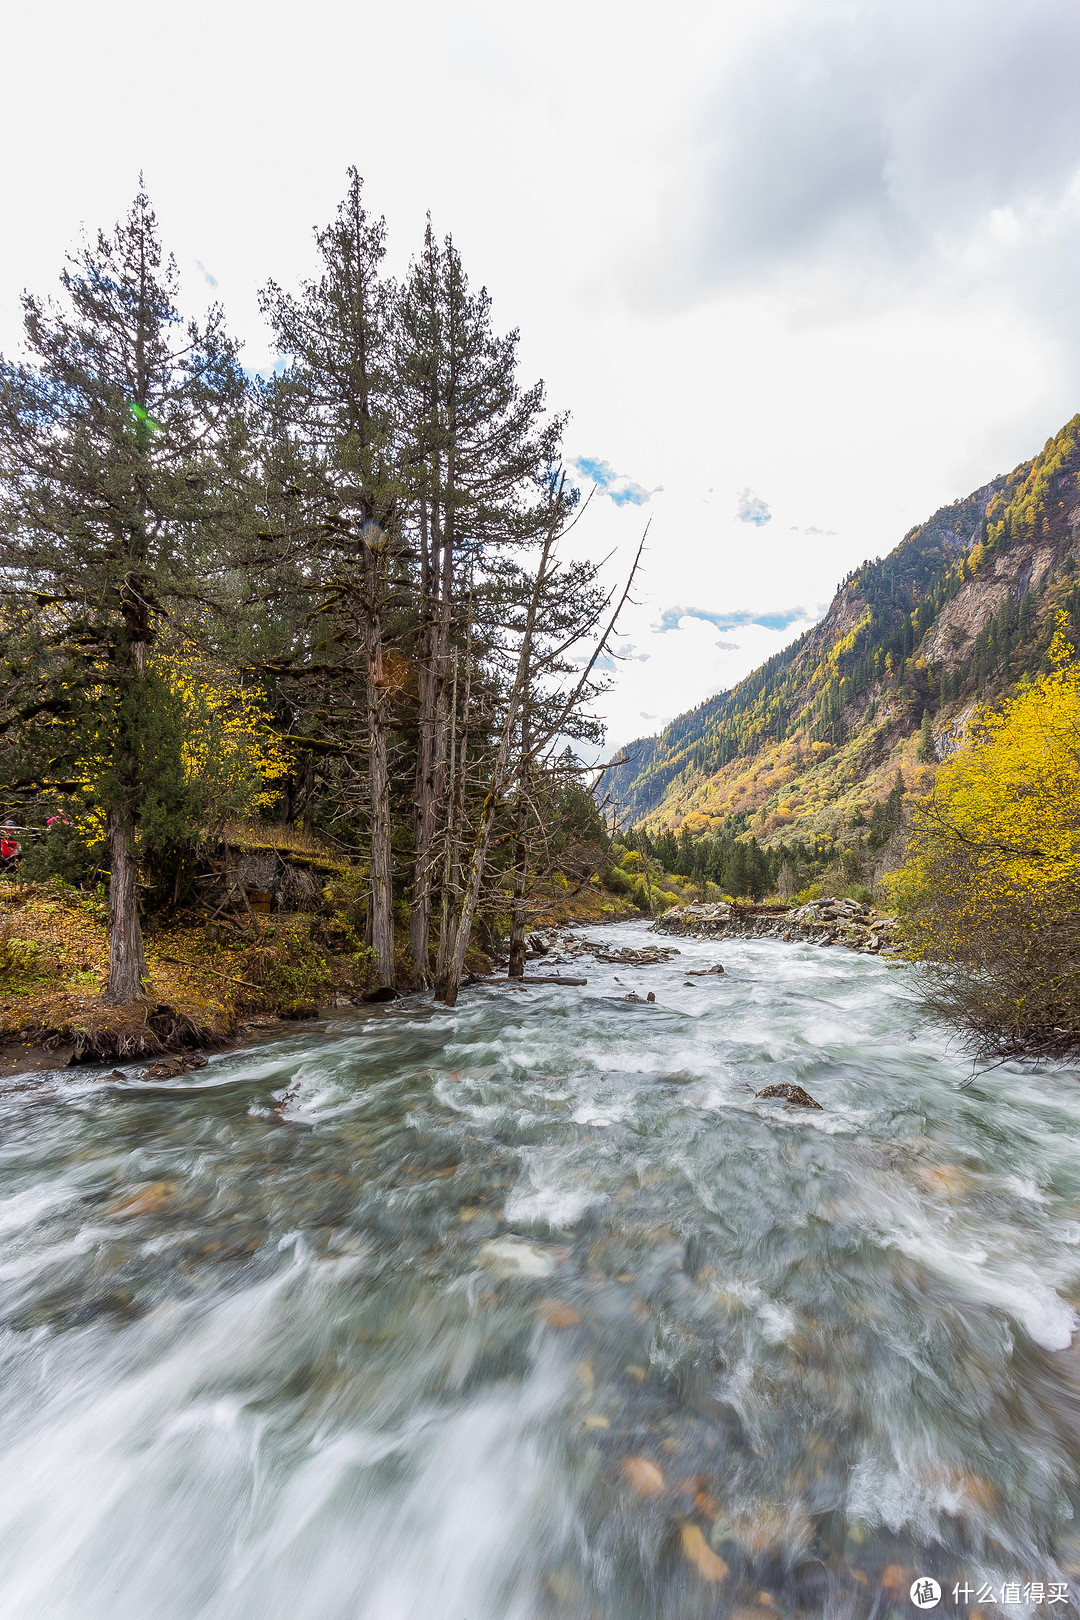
[617,772,908,905]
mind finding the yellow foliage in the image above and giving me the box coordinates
[904,619,1080,905]
[893,616,1080,1051]
[153,643,290,828]
[824,608,871,672]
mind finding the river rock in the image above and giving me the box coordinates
[107,1181,178,1217]
[538,1298,582,1328]
[679,1523,729,1582]
[142,1053,209,1080]
[478,1237,557,1277]
[620,1456,666,1496]
[755,1082,823,1109]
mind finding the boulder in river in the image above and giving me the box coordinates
[755,1082,823,1110]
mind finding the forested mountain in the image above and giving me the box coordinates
[605,416,1080,841]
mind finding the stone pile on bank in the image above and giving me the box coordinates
[526,932,680,966]
[651,898,900,955]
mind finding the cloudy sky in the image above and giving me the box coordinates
[4,0,1080,750]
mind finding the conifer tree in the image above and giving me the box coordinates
[258,171,402,987]
[0,187,249,1002]
[396,225,564,983]
[917,709,936,762]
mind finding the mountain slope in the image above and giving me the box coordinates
[606,415,1080,841]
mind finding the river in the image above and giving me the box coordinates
[1,923,1079,1619]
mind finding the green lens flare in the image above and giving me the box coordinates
[126,401,161,430]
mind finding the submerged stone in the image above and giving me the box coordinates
[477,1237,557,1277]
[679,1523,729,1582]
[538,1298,582,1328]
[620,1456,665,1496]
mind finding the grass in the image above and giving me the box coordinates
[220,820,346,861]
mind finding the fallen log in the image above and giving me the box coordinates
[484,975,588,987]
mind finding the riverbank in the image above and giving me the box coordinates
[0,882,391,1073]
[651,896,902,954]
[0,879,640,1076]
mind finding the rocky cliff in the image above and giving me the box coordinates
[606,415,1080,841]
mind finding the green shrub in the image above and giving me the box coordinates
[0,930,44,980]
[17,821,103,888]
[605,865,632,895]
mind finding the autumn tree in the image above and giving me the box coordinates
[0,187,249,1001]
[894,617,1080,1056]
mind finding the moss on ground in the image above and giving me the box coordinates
[0,882,383,1062]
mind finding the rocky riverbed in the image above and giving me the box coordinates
[2,921,1080,1620]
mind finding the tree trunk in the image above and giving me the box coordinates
[434,648,461,990]
[409,648,437,981]
[409,502,437,983]
[364,540,395,988]
[507,722,531,977]
[507,845,528,978]
[104,803,147,1004]
[368,723,395,986]
[442,790,499,1007]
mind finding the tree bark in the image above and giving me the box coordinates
[507,713,531,978]
[434,647,462,989]
[363,536,395,988]
[409,501,437,982]
[442,790,500,1007]
[104,803,147,1004]
[507,846,528,978]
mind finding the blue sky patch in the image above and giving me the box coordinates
[656,606,809,634]
[570,456,659,507]
[736,488,772,525]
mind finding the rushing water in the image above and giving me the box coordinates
[2,924,1080,1619]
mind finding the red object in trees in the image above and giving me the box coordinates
[0,839,21,860]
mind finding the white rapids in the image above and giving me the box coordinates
[1,922,1079,1618]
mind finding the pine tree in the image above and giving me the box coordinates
[0,187,249,1002]
[396,224,564,984]
[258,171,401,987]
[917,710,936,762]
